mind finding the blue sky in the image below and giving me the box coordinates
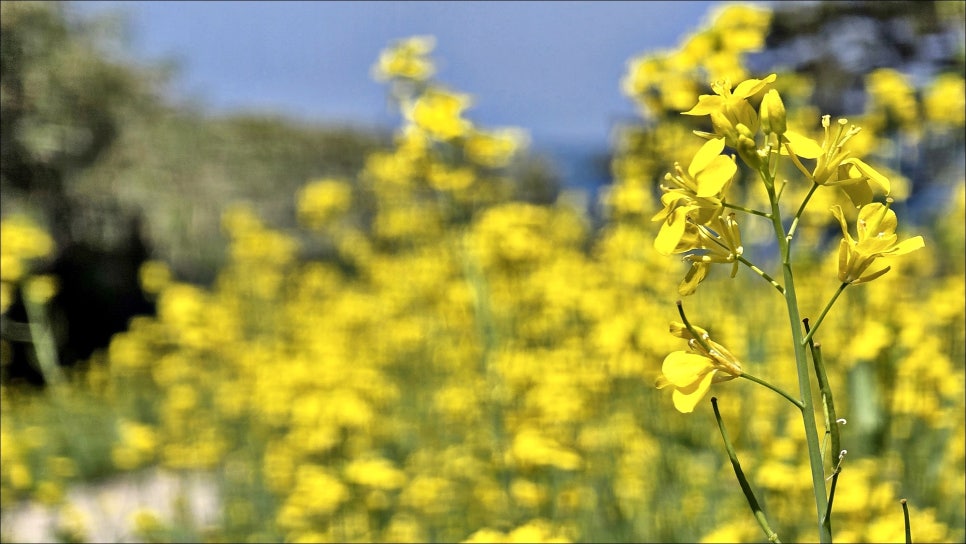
[75,1,727,149]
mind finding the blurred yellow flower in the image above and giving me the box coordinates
[23,274,58,305]
[924,73,966,127]
[297,178,353,229]
[344,457,407,490]
[373,35,436,81]
[406,87,473,140]
[464,128,526,168]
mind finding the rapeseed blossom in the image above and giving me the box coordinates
[652,137,737,256]
[683,74,776,148]
[784,115,891,206]
[656,321,743,413]
[831,200,924,284]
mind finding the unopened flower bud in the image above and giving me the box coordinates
[759,89,787,136]
[736,123,761,170]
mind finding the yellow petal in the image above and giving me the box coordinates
[829,205,855,245]
[678,261,710,296]
[732,74,777,99]
[683,95,724,116]
[857,202,897,238]
[689,137,726,177]
[782,130,823,159]
[840,180,874,208]
[845,159,891,195]
[695,156,738,198]
[662,352,714,387]
[654,208,689,255]
[886,236,925,256]
[671,369,717,413]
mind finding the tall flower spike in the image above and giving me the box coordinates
[831,199,924,284]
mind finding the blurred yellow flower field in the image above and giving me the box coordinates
[1,4,963,543]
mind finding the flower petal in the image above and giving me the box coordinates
[689,137,726,177]
[654,207,690,255]
[732,74,777,99]
[830,205,855,245]
[678,261,710,296]
[662,352,714,387]
[671,369,717,413]
[845,158,891,195]
[782,130,823,159]
[695,156,738,198]
[885,235,925,256]
[683,95,724,116]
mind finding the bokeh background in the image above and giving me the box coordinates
[1,1,964,542]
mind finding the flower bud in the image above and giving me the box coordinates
[736,123,762,170]
[759,89,787,136]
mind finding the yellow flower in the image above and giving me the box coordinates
[924,73,966,128]
[676,213,743,296]
[759,89,786,136]
[831,201,924,284]
[297,178,354,229]
[406,87,472,141]
[683,74,776,147]
[652,137,737,255]
[656,321,743,413]
[784,116,890,206]
[372,35,436,81]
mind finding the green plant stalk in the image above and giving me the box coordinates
[803,319,841,466]
[24,298,65,387]
[787,183,820,243]
[764,178,831,543]
[711,397,781,543]
[901,499,912,544]
[739,371,804,409]
[723,201,772,219]
[802,282,848,346]
[737,255,785,295]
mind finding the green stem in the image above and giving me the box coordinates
[740,372,804,410]
[803,318,841,466]
[765,178,831,543]
[802,283,848,346]
[787,183,820,243]
[24,298,65,387]
[675,300,715,355]
[723,201,772,219]
[711,397,781,543]
[825,460,841,531]
[901,499,912,544]
[737,255,785,295]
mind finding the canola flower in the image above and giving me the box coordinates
[650,62,930,542]
[656,321,743,413]
[831,200,925,284]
